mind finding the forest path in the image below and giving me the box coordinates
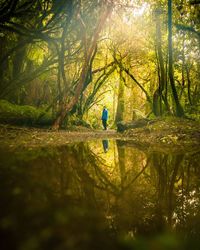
[0,125,121,149]
[0,119,199,153]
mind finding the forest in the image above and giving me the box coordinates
[0,0,199,129]
[0,1,200,250]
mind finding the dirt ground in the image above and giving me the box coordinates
[0,118,199,153]
[123,118,200,152]
[0,124,120,149]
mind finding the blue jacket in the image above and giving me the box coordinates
[102,108,108,120]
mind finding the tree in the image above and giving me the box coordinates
[52,1,113,129]
[153,7,170,116]
[115,68,125,124]
[168,0,184,117]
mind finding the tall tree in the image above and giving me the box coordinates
[153,7,167,116]
[168,0,184,117]
[115,68,125,124]
[52,2,113,129]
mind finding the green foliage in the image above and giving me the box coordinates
[27,44,46,65]
[0,0,199,127]
[0,100,52,126]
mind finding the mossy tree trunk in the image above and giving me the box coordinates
[168,0,184,117]
[153,8,169,116]
[115,69,125,124]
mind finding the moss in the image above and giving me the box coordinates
[123,117,200,151]
[0,100,52,126]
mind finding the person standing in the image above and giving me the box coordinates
[101,106,108,130]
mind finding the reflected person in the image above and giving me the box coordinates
[102,139,109,153]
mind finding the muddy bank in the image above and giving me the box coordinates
[0,117,199,153]
[117,118,199,153]
[0,124,120,149]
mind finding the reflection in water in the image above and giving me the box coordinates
[0,140,200,250]
[102,139,109,153]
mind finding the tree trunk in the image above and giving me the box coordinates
[153,88,160,116]
[179,34,185,102]
[52,5,113,129]
[156,9,166,92]
[168,0,184,117]
[186,64,192,105]
[115,69,125,124]
[153,9,168,116]
[116,140,126,190]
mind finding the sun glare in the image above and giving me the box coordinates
[122,2,149,25]
[133,3,148,17]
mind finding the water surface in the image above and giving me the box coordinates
[0,140,200,250]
